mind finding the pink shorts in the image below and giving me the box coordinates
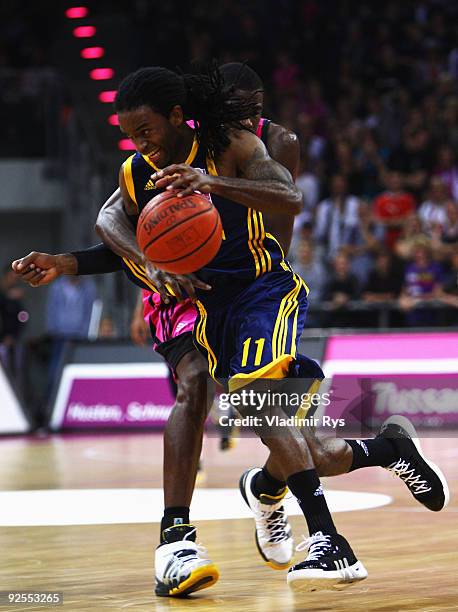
[142,290,197,371]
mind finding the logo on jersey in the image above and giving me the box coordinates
[356,440,369,456]
[144,179,156,190]
[175,321,189,334]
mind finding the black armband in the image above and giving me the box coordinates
[71,243,123,275]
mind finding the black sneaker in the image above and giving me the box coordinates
[378,415,450,511]
[287,532,367,591]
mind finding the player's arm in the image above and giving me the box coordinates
[11,244,123,287]
[267,124,300,181]
[95,177,144,264]
[131,290,149,346]
[96,172,211,303]
[152,131,302,215]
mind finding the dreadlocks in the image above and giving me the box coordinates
[114,63,260,158]
[220,62,264,92]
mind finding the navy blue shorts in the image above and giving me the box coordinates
[193,267,309,390]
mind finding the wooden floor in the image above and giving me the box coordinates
[0,432,456,611]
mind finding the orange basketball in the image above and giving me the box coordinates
[136,191,222,274]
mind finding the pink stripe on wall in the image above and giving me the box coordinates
[325,333,458,360]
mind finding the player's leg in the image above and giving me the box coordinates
[264,414,450,511]
[162,348,210,512]
[197,270,367,589]
[262,353,449,511]
[156,347,219,598]
[311,418,449,511]
[145,295,219,597]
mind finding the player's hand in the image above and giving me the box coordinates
[144,262,211,303]
[11,252,61,287]
[130,313,149,346]
[151,164,215,197]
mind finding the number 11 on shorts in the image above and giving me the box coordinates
[241,337,265,367]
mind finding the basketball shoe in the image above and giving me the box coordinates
[155,525,219,597]
[239,467,293,569]
[378,415,450,511]
[287,531,368,591]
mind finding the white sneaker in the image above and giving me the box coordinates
[154,525,219,597]
[239,468,293,569]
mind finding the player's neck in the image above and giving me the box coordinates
[173,126,196,164]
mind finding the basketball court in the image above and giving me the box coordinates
[0,432,455,611]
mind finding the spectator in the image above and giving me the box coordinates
[440,200,458,246]
[354,130,388,198]
[300,80,328,136]
[293,239,327,327]
[425,201,458,263]
[313,174,360,260]
[296,113,326,166]
[295,153,320,226]
[433,145,458,201]
[46,276,96,397]
[362,251,403,303]
[341,200,385,289]
[323,251,360,327]
[438,247,458,315]
[98,316,117,338]
[373,44,413,94]
[290,220,314,264]
[326,139,363,195]
[388,128,432,196]
[438,97,458,152]
[394,215,430,261]
[373,170,416,251]
[0,265,27,386]
[399,244,443,326]
[418,176,449,234]
[293,240,327,304]
[272,52,301,95]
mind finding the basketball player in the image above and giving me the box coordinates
[96,63,448,587]
[13,62,301,591]
[94,62,370,594]
[15,64,364,594]
[219,64,448,575]
[14,64,448,596]
[11,240,220,597]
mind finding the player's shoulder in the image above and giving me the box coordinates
[267,122,300,151]
[225,128,264,159]
[122,152,142,167]
[119,153,137,174]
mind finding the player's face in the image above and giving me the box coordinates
[236,89,264,133]
[118,105,178,167]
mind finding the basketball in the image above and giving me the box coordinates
[136,190,223,274]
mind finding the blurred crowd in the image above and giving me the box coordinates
[1,0,458,327]
[0,1,64,157]
[180,0,458,327]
